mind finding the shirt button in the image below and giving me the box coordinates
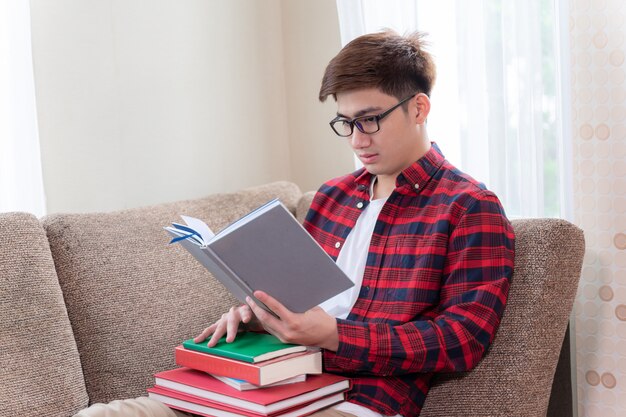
[335,242,341,249]
[414,183,420,189]
[356,202,364,209]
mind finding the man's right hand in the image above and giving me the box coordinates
[193,304,263,347]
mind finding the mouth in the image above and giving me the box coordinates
[358,153,379,164]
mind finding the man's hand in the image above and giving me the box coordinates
[246,290,339,352]
[193,304,264,347]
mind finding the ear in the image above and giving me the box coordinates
[414,93,431,124]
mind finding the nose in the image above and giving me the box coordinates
[350,128,371,149]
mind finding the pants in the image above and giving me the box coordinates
[73,397,356,417]
[73,397,191,417]
[308,409,357,417]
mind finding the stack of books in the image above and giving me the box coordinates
[148,332,350,417]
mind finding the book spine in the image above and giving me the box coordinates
[175,346,262,385]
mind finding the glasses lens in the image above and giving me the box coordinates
[331,119,353,137]
[354,116,379,134]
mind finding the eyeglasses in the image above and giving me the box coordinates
[329,93,417,137]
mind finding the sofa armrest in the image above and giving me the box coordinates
[0,213,88,416]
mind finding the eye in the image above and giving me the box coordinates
[340,119,351,127]
[360,116,377,126]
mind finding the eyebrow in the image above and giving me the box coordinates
[336,106,383,119]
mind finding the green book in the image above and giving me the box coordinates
[182,332,307,363]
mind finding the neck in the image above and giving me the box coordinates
[372,176,395,200]
[373,140,431,200]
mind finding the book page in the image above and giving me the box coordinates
[180,215,215,244]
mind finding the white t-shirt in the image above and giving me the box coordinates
[317,195,386,319]
[318,178,402,417]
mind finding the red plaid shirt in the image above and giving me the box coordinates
[303,144,515,417]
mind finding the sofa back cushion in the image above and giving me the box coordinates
[0,213,88,417]
[43,181,302,404]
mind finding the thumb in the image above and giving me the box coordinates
[252,290,293,319]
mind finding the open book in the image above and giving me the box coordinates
[164,199,353,316]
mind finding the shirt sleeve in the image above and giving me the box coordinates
[322,193,515,375]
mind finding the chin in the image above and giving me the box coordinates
[362,166,380,175]
[364,164,388,175]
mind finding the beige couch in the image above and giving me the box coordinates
[0,181,584,417]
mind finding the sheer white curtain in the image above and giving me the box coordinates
[336,0,572,219]
[0,0,46,216]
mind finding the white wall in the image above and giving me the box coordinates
[29,0,353,214]
[281,1,354,193]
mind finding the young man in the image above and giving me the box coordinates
[194,30,515,417]
[75,30,514,417]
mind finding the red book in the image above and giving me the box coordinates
[175,345,322,386]
[148,386,345,417]
[150,367,350,416]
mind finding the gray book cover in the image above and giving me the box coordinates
[167,200,354,315]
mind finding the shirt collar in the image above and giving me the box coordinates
[354,142,446,193]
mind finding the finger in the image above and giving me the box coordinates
[207,317,228,347]
[246,295,274,322]
[225,306,242,343]
[193,323,217,343]
[239,305,253,323]
[245,296,285,337]
[253,291,293,320]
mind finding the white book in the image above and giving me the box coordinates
[212,374,307,391]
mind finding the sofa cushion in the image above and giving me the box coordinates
[43,181,302,404]
[0,212,88,416]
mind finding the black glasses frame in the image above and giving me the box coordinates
[329,93,417,137]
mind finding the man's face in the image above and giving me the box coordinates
[335,88,424,182]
